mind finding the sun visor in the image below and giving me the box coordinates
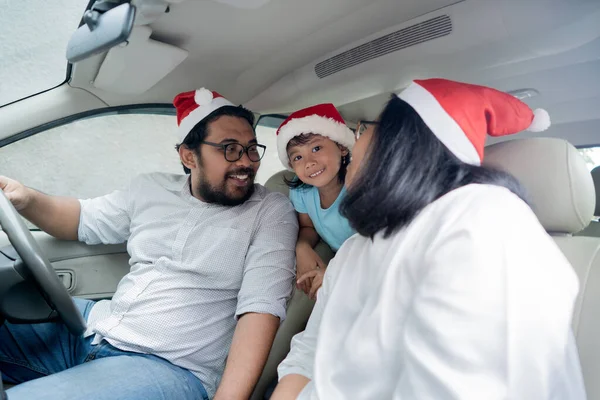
[93,26,188,95]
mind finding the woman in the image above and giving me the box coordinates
[271,79,586,399]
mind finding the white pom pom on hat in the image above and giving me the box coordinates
[527,108,551,132]
[194,88,215,107]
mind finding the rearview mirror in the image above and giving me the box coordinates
[66,2,136,63]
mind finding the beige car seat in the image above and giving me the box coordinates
[484,137,600,399]
[251,170,335,400]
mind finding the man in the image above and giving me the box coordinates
[0,88,299,400]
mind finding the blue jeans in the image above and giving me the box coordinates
[0,298,208,400]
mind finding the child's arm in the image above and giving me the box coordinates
[296,213,326,295]
[297,213,320,249]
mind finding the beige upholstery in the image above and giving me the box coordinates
[251,171,335,400]
[485,137,595,234]
[484,138,600,399]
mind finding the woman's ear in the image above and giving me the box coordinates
[179,145,198,170]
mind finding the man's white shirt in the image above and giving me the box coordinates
[79,172,298,398]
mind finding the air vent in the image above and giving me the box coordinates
[315,15,452,79]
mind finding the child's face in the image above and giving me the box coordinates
[287,135,348,188]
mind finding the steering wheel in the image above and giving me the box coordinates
[0,189,86,335]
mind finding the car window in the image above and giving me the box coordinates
[0,113,287,198]
[0,0,85,107]
[0,113,182,228]
[255,115,286,185]
[579,147,600,171]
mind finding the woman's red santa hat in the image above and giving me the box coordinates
[173,88,234,143]
[276,103,355,169]
[398,78,551,165]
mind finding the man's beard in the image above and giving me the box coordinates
[195,167,256,206]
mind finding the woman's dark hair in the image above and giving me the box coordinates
[283,133,351,189]
[175,105,255,174]
[340,95,526,238]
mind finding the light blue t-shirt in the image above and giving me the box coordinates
[289,185,355,251]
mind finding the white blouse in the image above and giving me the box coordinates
[278,184,586,399]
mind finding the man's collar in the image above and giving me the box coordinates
[152,173,188,193]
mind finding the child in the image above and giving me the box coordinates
[276,103,356,299]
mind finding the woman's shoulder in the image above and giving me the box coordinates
[438,183,529,215]
[426,184,539,237]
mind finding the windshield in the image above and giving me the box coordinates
[0,0,86,107]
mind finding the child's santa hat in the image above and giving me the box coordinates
[276,103,355,168]
[398,78,551,165]
[173,88,234,143]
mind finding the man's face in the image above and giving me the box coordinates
[184,115,260,206]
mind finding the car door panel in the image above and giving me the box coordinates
[0,231,129,299]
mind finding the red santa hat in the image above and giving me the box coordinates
[173,88,235,143]
[398,78,551,165]
[276,103,355,168]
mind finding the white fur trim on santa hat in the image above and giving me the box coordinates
[277,114,355,168]
[399,82,481,165]
[176,96,234,143]
[527,108,551,132]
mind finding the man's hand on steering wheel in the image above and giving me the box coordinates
[0,177,86,335]
[0,176,33,211]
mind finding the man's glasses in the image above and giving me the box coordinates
[200,141,266,162]
[354,120,378,140]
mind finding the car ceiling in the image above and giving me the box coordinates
[71,0,461,105]
[3,0,600,147]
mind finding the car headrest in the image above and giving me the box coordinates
[484,138,595,234]
[591,166,600,216]
[264,170,295,198]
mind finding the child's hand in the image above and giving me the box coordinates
[296,243,327,295]
[298,267,325,300]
